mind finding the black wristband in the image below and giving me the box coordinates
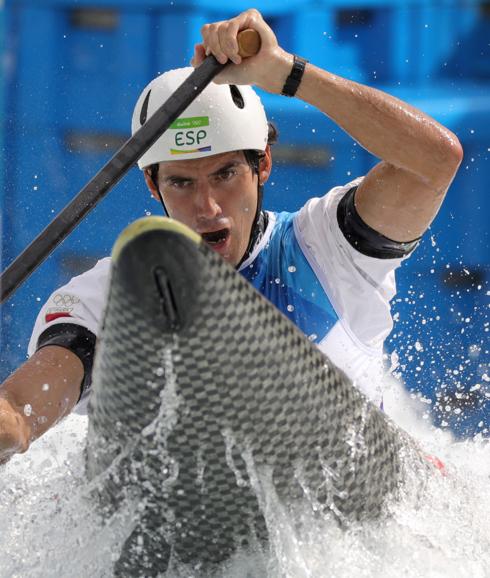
[281,55,308,97]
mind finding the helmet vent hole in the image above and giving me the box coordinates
[140,89,151,125]
[229,85,245,109]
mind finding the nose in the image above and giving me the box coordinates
[195,181,222,220]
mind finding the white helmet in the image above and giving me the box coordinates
[132,67,268,169]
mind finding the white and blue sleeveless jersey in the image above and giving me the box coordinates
[239,211,338,345]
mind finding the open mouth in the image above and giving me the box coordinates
[201,228,230,247]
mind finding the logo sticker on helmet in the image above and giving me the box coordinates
[170,116,211,154]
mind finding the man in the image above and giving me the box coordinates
[0,9,462,464]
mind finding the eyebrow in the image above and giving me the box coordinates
[163,160,245,183]
[209,161,244,177]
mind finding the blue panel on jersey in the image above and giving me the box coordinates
[240,212,338,344]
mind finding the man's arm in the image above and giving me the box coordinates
[294,64,463,242]
[194,9,463,242]
[0,346,83,463]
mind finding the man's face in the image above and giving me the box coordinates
[146,150,270,267]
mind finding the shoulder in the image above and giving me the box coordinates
[27,257,112,356]
[45,256,112,308]
[69,256,112,284]
[297,176,419,261]
[294,176,414,273]
[295,177,364,239]
[58,257,112,302]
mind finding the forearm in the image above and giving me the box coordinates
[296,64,460,189]
[0,345,83,442]
[257,55,461,191]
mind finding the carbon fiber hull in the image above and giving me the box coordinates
[85,217,427,575]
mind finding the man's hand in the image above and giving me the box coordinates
[191,8,292,94]
[0,397,30,464]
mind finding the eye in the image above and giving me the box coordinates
[215,167,237,182]
[168,177,192,189]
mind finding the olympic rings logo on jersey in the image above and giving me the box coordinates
[52,293,80,307]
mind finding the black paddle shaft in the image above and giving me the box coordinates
[0,56,226,304]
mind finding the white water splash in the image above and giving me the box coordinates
[0,377,489,577]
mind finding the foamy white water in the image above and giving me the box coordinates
[0,381,489,578]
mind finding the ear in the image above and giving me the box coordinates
[259,145,272,185]
[143,169,161,202]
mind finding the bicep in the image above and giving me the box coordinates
[355,161,449,242]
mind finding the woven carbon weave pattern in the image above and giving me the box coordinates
[86,219,425,574]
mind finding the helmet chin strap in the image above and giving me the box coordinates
[149,170,169,216]
[156,188,169,216]
[236,179,265,269]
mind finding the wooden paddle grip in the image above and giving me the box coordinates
[237,29,261,58]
